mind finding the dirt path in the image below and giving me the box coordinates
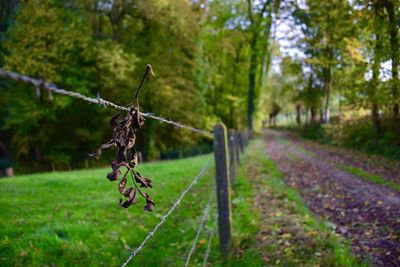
[283,132,400,184]
[264,129,400,266]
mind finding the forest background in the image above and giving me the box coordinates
[0,0,399,173]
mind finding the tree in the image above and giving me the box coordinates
[246,0,280,130]
[2,0,139,170]
[382,0,400,133]
[293,0,353,123]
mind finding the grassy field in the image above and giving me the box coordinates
[0,140,361,266]
[0,155,218,266]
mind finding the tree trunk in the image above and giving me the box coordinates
[385,0,400,134]
[91,8,99,38]
[259,9,274,87]
[230,43,242,129]
[323,65,331,123]
[305,107,309,124]
[296,104,302,126]
[372,103,382,135]
[248,37,257,131]
[371,30,382,136]
[107,1,126,42]
[310,106,317,123]
[319,109,324,124]
[0,0,17,28]
[34,144,41,162]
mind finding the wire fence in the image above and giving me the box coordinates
[184,200,212,267]
[0,69,213,138]
[120,161,211,267]
[1,68,251,267]
[202,228,215,267]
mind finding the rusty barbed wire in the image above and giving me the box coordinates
[0,69,213,138]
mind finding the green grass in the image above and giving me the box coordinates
[242,140,364,266]
[221,142,265,266]
[293,145,317,158]
[339,165,400,193]
[0,139,364,267]
[0,154,218,266]
[281,139,399,193]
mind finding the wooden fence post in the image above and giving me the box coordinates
[248,129,252,143]
[213,123,232,255]
[238,132,244,154]
[228,129,235,183]
[234,131,240,164]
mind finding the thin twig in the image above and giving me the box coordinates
[131,64,154,104]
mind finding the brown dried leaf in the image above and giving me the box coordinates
[89,139,115,159]
[128,150,138,168]
[144,196,155,212]
[134,172,152,188]
[110,113,121,129]
[117,146,127,163]
[119,188,137,208]
[91,104,153,210]
[132,109,144,129]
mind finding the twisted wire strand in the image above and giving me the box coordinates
[201,228,215,267]
[120,161,211,267]
[0,69,213,138]
[184,201,212,267]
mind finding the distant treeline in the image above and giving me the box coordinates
[0,0,399,172]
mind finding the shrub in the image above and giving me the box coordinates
[322,117,399,159]
[300,123,325,140]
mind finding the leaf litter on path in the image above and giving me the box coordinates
[265,130,400,267]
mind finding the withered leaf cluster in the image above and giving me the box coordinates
[90,107,154,211]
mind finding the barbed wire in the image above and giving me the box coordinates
[0,69,213,138]
[143,113,212,137]
[120,161,211,267]
[202,228,215,267]
[184,201,212,267]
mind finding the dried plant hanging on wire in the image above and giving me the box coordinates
[90,65,156,211]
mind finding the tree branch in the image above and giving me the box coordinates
[247,0,254,24]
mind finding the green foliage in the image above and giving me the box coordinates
[324,117,400,159]
[2,0,104,171]
[0,0,212,170]
[195,0,250,130]
[290,117,400,160]
[300,123,326,140]
[1,0,399,172]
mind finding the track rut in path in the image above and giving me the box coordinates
[264,130,400,266]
